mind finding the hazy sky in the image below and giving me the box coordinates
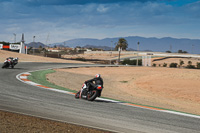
[0,0,200,43]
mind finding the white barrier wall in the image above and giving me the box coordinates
[142,56,151,67]
[9,44,21,50]
[85,51,200,58]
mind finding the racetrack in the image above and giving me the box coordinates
[0,62,200,133]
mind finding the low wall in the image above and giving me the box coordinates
[84,51,200,58]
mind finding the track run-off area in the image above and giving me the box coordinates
[1,62,200,133]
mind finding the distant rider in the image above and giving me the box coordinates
[6,57,18,68]
[6,57,14,66]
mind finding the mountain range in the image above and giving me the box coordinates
[27,36,200,54]
[26,42,46,48]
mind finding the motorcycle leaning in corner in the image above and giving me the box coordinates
[75,82,103,101]
[75,74,103,101]
[2,57,19,69]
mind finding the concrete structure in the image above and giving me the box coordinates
[19,33,26,54]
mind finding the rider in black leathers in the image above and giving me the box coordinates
[84,74,103,96]
[7,57,18,68]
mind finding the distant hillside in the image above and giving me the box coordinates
[26,42,46,48]
[84,45,112,51]
[51,36,200,54]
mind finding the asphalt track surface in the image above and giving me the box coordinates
[0,62,200,133]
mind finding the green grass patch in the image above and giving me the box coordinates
[27,69,77,93]
[120,81,128,83]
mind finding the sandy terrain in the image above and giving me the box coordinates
[47,67,200,115]
[152,57,200,67]
[62,53,120,60]
[0,50,91,64]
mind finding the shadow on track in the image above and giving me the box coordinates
[1,68,27,70]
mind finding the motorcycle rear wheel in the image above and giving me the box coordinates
[87,90,99,101]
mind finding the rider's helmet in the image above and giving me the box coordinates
[15,57,19,60]
[95,74,101,78]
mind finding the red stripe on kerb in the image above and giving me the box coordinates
[21,79,31,81]
[36,85,51,89]
[68,92,76,95]
[21,74,30,76]
[124,103,163,111]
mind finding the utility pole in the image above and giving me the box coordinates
[33,36,36,55]
[110,41,113,65]
[111,41,113,51]
[46,33,50,47]
[13,33,16,43]
[33,36,36,42]
[136,42,140,66]
[118,46,121,65]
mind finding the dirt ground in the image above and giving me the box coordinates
[47,66,200,115]
[0,50,92,64]
[0,110,111,133]
[152,57,200,67]
[62,53,120,60]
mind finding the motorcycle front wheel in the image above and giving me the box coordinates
[2,63,8,68]
[75,91,81,99]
